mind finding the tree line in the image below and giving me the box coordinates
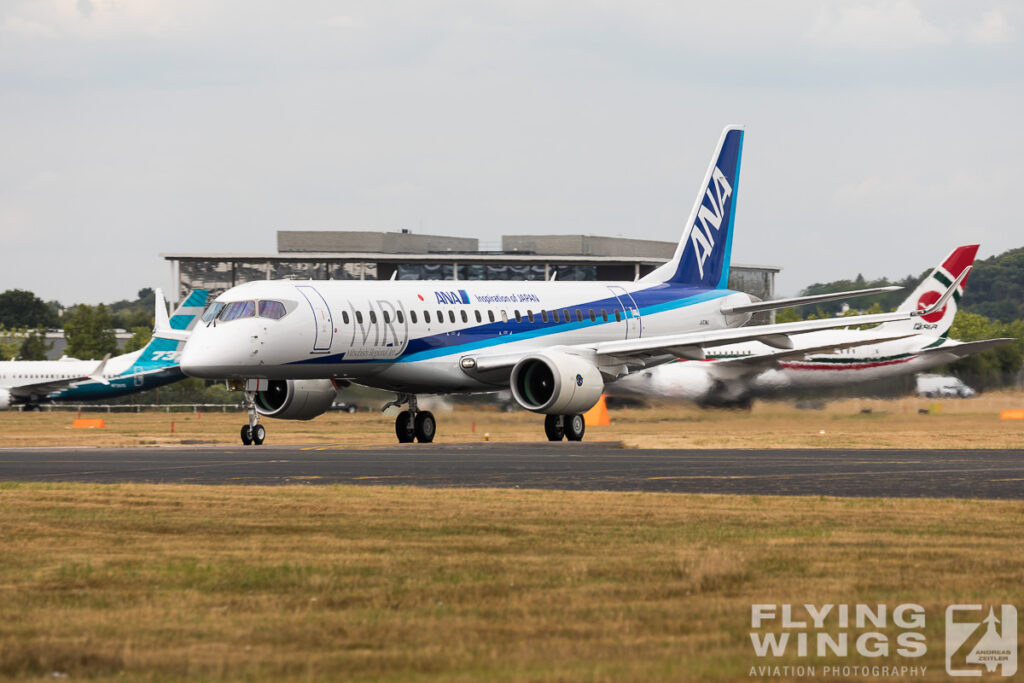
[0,288,155,361]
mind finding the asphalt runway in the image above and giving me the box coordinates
[0,443,1022,498]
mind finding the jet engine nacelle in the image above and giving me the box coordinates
[0,388,11,410]
[510,351,604,415]
[254,379,337,420]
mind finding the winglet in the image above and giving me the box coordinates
[89,354,111,385]
[154,288,171,331]
[152,288,190,342]
[912,266,970,317]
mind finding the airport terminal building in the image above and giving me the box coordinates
[163,230,780,322]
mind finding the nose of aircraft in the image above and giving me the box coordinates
[179,333,217,379]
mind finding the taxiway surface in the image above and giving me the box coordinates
[0,443,1022,498]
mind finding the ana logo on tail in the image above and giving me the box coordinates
[691,166,733,279]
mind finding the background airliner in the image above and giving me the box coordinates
[179,126,964,445]
[610,245,1013,406]
[0,290,208,409]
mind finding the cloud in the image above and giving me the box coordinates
[968,8,1014,45]
[808,1,949,48]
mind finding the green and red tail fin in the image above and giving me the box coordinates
[879,244,978,337]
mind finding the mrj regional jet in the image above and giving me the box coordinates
[610,244,1014,407]
[0,290,208,409]
[179,126,967,445]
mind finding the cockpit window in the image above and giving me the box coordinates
[219,300,256,322]
[201,302,225,323]
[258,300,287,319]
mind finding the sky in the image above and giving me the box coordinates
[1,0,1022,304]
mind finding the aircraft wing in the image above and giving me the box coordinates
[469,267,968,378]
[7,355,111,399]
[585,267,967,369]
[705,334,917,374]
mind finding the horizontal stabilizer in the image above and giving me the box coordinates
[920,337,1015,360]
[720,286,902,316]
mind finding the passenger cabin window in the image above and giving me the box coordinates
[448,310,456,323]
[410,311,418,324]
[601,309,608,322]
[552,310,560,323]
[514,310,522,323]
[526,310,534,323]
[397,311,405,324]
[219,301,256,322]
[563,309,571,322]
[501,310,509,323]
[461,310,468,323]
[258,300,287,319]
[342,311,350,325]
[614,310,622,322]
[437,310,443,322]
[356,311,364,324]
[202,302,225,323]
[370,311,377,324]
[488,310,495,323]
[589,310,596,322]
[475,310,482,323]
[575,309,583,322]
[541,310,549,323]
[424,311,431,323]
[382,311,390,324]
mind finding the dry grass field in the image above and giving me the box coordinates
[0,483,1022,681]
[2,393,1023,449]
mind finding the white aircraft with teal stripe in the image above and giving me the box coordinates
[0,289,208,409]
[612,244,1014,406]
[178,126,965,445]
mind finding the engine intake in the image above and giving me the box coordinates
[510,351,603,415]
[0,388,11,410]
[255,379,337,420]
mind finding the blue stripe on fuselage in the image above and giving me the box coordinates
[288,284,732,366]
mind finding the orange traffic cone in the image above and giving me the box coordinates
[583,394,610,426]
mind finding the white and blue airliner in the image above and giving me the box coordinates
[178,127,964,445]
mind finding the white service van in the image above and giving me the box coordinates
[915,374,976,398]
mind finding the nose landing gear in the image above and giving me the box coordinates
[240,382,266,446]
[385,393,435,443]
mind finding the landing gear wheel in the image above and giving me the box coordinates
[395,410,415,443]
[544,414,565,441]
[240,425,253,445]
[414,411,436,443]
[565,414,585,442]
[252,424,266,445]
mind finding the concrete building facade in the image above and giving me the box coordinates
[163,230,780,321]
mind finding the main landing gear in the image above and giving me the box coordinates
[384,393,436,444]
[240,384,265,446]
[544,414,585,442]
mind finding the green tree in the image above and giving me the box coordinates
[110,288,155,330]
[64,304,118,359]
[943,312,1024,390]
[18,330,52,360]
[0,326,22,360]
[0,290,60,329]
[122,326,152,353]
[774,307,802,323]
